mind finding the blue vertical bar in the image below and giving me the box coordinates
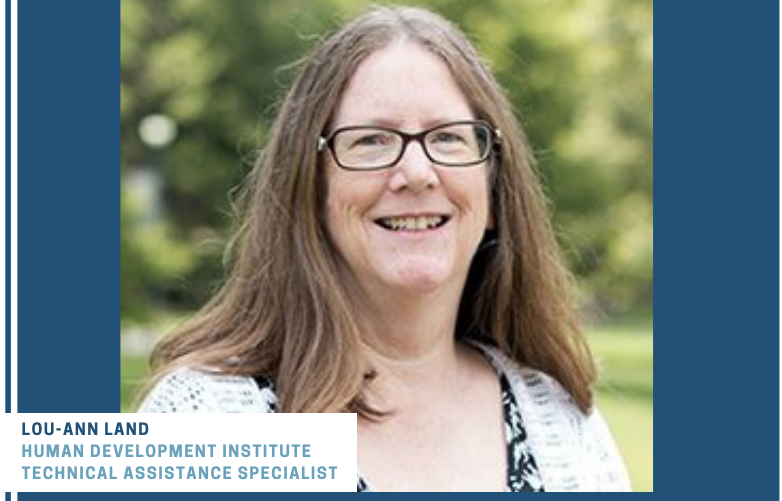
[16,0,116,414]
[5,0,11,415]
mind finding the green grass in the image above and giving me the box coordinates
[121,315,653,491]
[588,317,654,492]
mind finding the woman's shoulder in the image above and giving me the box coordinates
[474,341,632,492]
[470,341,573,406]
[138,366,277,414]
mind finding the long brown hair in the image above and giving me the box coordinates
[147,6,596,414]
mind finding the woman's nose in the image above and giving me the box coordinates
[389,140,440,192]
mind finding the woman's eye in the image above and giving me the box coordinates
[354,134,389,147]
[431,132,464,144]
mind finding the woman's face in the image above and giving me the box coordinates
[324,42,491,298]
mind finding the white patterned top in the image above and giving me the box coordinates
[139,343,632,492]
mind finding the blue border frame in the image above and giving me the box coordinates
[4,0,781,497]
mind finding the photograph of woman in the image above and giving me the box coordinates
[136,5,636,492]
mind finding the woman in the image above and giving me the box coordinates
[140,6,631,492]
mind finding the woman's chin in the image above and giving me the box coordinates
[384,264,454,294]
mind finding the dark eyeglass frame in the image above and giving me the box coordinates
[317,119,502,171]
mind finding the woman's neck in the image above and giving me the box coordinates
[353,286,469,407]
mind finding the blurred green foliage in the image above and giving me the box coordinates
[121,0,653,320]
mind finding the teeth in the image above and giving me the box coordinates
[380,216,444,231]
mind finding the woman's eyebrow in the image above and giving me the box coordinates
[334,116,475,130]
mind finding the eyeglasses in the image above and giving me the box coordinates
[317,120,500,171]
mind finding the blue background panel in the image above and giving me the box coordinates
[15,0,116,413]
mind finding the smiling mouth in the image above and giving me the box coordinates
[374,215,450,232]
